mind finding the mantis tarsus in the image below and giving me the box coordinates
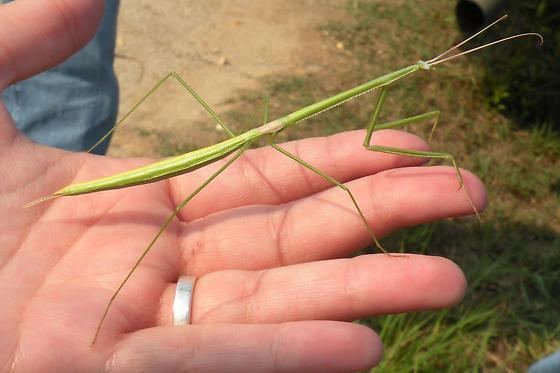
[24,15,542,345]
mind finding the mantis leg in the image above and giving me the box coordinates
[261,97,390,253]
[263,96,396,253]
[363,86,480,219]
[92,141,250,345]
[268,134,388,254]
[88,72,237,153]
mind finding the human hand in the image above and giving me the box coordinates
[0,1,486,371]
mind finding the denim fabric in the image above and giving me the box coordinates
[1,0,120,155]
[528,350,560,373]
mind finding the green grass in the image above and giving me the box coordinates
[138,0,560,369]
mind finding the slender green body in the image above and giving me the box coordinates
[56,63,423,197]
[54,17,537,201]
[57,128,263,196]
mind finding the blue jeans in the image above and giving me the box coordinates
[1,0,120,155]
[528,350,560,373]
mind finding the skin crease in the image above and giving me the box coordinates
[0,1,487,372]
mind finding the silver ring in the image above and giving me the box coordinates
[173,276,196,325]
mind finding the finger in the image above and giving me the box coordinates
[0,0,103,89]
[158,255,465,326]
[109,322,381,372]
[169,129,430,221]
[0,101,18,148]
[178,166,486,273]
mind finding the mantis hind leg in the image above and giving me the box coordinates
[88,72,237,153]
[91,141,250,346]
[364,86,481,220]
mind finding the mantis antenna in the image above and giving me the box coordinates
[426,15,543,66]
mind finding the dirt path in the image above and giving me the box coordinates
[110,0,346,157]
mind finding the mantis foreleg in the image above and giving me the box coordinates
[364,87,480,219]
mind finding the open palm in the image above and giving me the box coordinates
[0,1,486,372]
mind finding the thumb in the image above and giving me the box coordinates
[0,0,105,90]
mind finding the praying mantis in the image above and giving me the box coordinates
[25,15,541,345]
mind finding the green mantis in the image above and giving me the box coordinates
[25,15,542,345]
